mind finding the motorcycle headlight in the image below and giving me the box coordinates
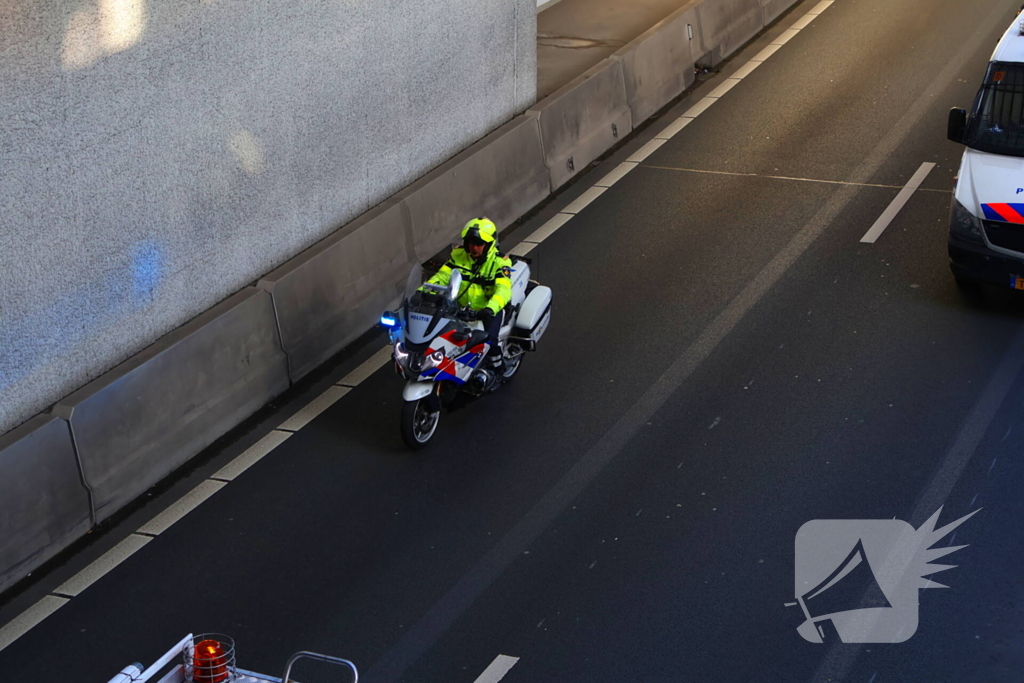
[950,198,984,244]
[420,349,446,371]
[394,345,445,375]
[393,343,411,370]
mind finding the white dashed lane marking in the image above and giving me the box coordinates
[473,655,519,683]
[860,162,936,243]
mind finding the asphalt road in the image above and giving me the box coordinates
[4,0,1024,681]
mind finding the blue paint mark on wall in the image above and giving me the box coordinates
[0,240,166,395]
[132,241,163,305]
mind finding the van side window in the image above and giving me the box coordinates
[966,62,1024,157]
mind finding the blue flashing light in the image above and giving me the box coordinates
[380,315,398,327]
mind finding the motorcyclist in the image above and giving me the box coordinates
[426,217,513,372]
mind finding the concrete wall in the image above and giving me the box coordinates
[0,0,537,436]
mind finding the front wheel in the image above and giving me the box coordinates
[401,399,440,449]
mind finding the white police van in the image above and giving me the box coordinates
[947,9,1024,289]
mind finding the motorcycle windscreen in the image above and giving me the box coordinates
[402,264,458,345]
[403,264,425,300]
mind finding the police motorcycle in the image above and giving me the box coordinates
[380,259,552,449]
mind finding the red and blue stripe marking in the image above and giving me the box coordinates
[982,203,1024,224]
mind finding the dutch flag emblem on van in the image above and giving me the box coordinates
[981,203,1024,224]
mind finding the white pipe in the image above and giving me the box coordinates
[106,663,143,683]
[138,634,194,682]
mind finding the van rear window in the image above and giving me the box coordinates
[966,62,1024,157]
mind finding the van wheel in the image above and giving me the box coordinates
[954,274,980,290]
[954,274,983,299]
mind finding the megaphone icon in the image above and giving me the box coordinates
[788,538,892,643]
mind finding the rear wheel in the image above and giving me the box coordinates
[501,345,524,382]
[401,399,439,449]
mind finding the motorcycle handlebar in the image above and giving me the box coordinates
[455,307,481,322]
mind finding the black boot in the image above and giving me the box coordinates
[484,352,503,391]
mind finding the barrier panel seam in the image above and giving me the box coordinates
[63,417,96,527]
[259,282,297,386]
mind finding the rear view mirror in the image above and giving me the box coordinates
[948,108,967,144]
[447,269,463,304]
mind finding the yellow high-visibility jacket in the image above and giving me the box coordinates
[427,244,513,314]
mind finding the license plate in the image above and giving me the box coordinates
[1012,276,1024,290]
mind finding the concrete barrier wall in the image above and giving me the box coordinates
[530,59,634,189]
[53,289,289,521]
[258,201,415,383]
[695,0,769,64]
[0,0,537,438]
[616,5,701,125]
[0,0,802,595]
[402,114,553,262]
[0,415,91,595]
[762,0,803,25]
[534,0,800,189]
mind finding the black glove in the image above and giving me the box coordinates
[478,307,495,324]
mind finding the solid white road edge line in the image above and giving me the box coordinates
[562,186,608,214]
[212,430,293,481]
[0,596,69,652]
[337,345,394,387]
[707,78,741,99]
[731,60,763,79]
[523,212,573,243]
[627,138,668,163]
[278,385,352,432]
[138,480,228,536]
[751,43,783,62]
[682,96,717,118]
[771,28,801,46]
[791,13,816,30]
[860,162,936,243]
[508,241,537,256]
[655,117,693,140]
[595,161,639,186]
[809,0,834,14]
[473,655,520,683]
[54,534,153,597]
